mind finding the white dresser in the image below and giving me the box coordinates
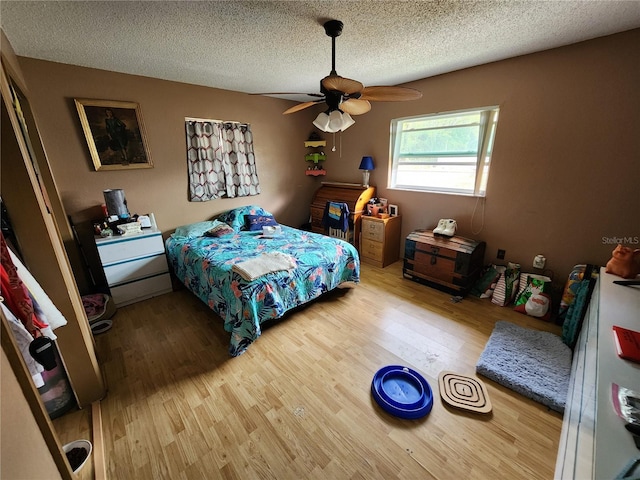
[555,269,640,479]
[95,228,172,307]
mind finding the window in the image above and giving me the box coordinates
[389,107,499,196]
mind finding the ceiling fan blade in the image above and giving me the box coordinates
[340,99,371,116]
[251,92,324,98]
[283,100,324,115]
[321,75,364,95]
[359,86,423,102]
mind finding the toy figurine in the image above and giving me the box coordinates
[606,245,640,279]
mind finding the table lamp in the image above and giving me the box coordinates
[359,156,375,187]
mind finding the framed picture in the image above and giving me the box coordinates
[388,204,399,217]
[74,98,153,171]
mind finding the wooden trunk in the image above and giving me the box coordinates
[310,182,376,250]
[403,229,486,295]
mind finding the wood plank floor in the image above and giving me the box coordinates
[62,261,564,479]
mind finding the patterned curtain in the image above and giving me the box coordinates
[185,120,260,201]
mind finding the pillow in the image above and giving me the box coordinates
[204,223,235,237]
[217,205,271,231]
[246,214,278,231]
[174,220,219,238]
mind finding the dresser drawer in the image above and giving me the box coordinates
[361,238,383,260]
[103,253,169,287]
[97,233,165,265]
[110,273,172,307]
[362,219,384,242]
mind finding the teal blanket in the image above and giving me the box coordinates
[166,226,359,356]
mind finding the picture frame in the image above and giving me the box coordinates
[388,204,399,217]
[74,98,153,171]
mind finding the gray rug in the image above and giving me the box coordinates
[476,321,572,413]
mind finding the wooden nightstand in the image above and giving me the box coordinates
[95,228,172,307]
[360,215,402,267]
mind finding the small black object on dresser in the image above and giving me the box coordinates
[403,229,486,295]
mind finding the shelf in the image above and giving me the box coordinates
[305,169,326,176]
[305,153,326,163]
[304,140,326,148]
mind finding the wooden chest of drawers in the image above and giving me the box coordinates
[403,229,486,295]
[361,215,402,267]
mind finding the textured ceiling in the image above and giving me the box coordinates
[2,1,640,102]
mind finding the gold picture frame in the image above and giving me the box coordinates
[74,98,153,171]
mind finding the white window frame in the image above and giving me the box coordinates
[389,106,499,197]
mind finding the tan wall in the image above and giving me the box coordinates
[17,58,318,229]
[17,58,320,291]
[326,29,640,288]
[17,28,640,291]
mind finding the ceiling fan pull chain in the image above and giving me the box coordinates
[332,132,336,152]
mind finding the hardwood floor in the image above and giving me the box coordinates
[71,261,564,479]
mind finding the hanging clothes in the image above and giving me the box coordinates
[1,302,45,387]
[8,247,66,333]
[322,201,350,233]
[0,232,50,337]
[0,234,75,419]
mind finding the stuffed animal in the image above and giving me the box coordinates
[605,245,640,279]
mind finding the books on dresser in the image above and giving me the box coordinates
[613,326,640,363]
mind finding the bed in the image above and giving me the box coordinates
[165,206,360,356]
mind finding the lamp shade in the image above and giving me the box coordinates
[328,110,344,132]
[359,156,375,171]
[313,112,330,131]
[340,112,355,130]
[313,110,355,133]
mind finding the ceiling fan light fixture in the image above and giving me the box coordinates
[328,110,345,132]
[340,111,355,130]
[313,110,354,133]
[313,111,331,131]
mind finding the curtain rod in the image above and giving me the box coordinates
[185,116,249,126]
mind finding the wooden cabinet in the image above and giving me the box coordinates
[95,229,172,307]
[361,215,402,267]
[310,182,375,249]
[403,229,485,295]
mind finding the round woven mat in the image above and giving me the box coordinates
[438,371,492,414]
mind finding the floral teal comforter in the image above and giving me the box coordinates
[165,226,360,356]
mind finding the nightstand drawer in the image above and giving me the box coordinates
[95,228,173,307]
[103,253,169,286]
[97,233,165,265]
[110,273,172,307]
[361,238,383,260]
[362,219,384,242]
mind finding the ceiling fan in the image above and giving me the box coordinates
[277,20,423,131]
